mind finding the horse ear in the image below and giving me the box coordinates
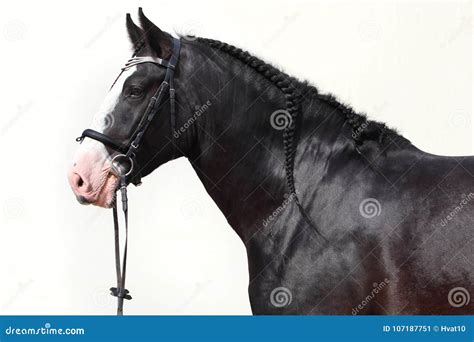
[138,7,172,57]
[126,13,144,50]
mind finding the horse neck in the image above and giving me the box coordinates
[175,40,415,244]
[177,42,306,240]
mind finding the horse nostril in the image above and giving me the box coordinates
[77,175,84,188]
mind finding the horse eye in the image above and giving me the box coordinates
[129,87,143,99]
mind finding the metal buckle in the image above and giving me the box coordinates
[111,154,134,177]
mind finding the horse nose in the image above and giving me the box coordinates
[68,164,94,202]
[71,172,87,190]
[68,147,114,206]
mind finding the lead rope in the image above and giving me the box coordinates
[76,38,181,315]
[110,176,132,315]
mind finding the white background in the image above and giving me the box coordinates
[0,0,471,314]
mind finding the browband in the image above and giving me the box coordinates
[123,56,172,70]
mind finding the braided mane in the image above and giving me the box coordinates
[198,37,408,237]
[199,38,302,193]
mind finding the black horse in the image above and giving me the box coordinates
[69,9,473,314]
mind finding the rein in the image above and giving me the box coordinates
[76,37,182,315]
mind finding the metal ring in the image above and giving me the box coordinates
[111,154,134,177]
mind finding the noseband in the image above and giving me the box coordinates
[75,37,181,315]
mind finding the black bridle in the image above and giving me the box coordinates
[75,37,181,315]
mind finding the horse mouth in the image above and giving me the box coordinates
[94,173,119,208]
[75,172,118,208]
